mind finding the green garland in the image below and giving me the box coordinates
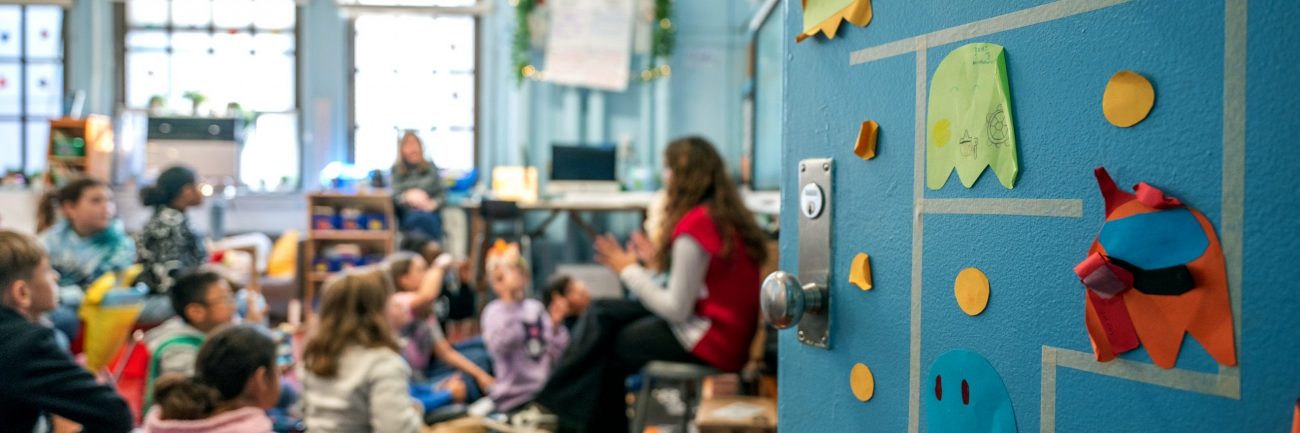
[513,0,675,85]
[513,0,537,84]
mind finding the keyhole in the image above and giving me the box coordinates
[807,202,814,215]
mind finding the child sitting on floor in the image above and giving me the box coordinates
[144,325,281,433]
[541,274,592,332]
[384,251,494,400]
[144,270,236,408]
[302,267,430,433]
[480,241,569,413]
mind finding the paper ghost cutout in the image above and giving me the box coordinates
[927,43,1019,190]
[1075,167,1237,369]
[926,349,1017,433]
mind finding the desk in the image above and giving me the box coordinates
[458,193,654,289]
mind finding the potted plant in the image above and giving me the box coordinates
[182,91,207,116]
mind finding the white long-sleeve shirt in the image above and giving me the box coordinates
[619,234,714,350]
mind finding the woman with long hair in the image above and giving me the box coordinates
[529,136,769,433]
[301,267,423,433]
[391,131,446,241]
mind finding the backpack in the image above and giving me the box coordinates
[140,335,205,415]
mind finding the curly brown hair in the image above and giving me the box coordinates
[303,267,401,378]
[653,136,769,271]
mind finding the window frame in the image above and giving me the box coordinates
[112,0,304,192]
[345,3,482,174]
[0,3,68,177]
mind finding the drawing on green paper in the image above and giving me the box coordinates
[927,43,1018,190]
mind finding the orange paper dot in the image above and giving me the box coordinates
[1102,71,1155,128]
[854,120,879,160]
[954,267,990,316]
[849,252,873,290]
[850,363,875,402]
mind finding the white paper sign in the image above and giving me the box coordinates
[544,0,636,91]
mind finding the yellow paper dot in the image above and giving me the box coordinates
[1102,71,1155,128]
[953,267,990,316]
[849,252,873,290]
[850,363,875,402]
[931,119,952,148]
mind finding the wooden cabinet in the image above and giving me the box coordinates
[45,116,113,186]
[302,192,396,320]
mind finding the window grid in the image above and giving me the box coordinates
[0,4,64,176]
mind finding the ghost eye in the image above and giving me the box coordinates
[961,379,970,405]
[934,375,943,401]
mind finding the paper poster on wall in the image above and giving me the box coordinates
[1074,167,1237,369]
[544,0,636,91]
[926,349,1017,433]
[798,0,872,42]
[927,43,1019,190]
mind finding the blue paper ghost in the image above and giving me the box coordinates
[926,349,1017,433]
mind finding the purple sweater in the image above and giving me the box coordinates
[481,298,569,411]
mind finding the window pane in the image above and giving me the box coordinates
[25,63,62,117]
[431,16,475,72]
[0,121,19,173]
[25,120,48,174]
[170,0,211,28]
[428,126,473,171]
[432,72,474,127]
[252,32,293,56]
[24,6,62,60]
[212,0,254,29]
[0,64,21,115]
[240,112,299,189]
[243,54,294,112]
[128,0,169,27]
[252,0,295,30]
[125,51,170,108]
[353,125,399,173]
[126,30,170,51]
[0,6,22,59]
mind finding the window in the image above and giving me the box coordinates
[350,11,477,173]
[121,0,299,190]
[0,4,63,176]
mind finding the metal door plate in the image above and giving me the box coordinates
[797,158,832,349]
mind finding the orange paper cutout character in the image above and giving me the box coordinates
[1077,167,1236,369]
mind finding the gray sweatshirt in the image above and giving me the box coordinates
[302,346,422,433]
[142,317,205,377]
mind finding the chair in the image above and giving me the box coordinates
[471,200,532,289]
[631,361,719,433]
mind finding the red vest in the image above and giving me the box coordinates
[672,206,760,372]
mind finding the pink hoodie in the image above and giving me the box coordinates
[143,407,273,433]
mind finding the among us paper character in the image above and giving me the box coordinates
[926,349,1017,433]
[927,43,1019,190]
[1074,167,1236,369]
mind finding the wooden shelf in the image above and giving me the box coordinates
[309,230,393,241]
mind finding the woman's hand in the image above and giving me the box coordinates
[629,231,656,266]
[594,234,638,274]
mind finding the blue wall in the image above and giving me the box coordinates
[778,1,1300,432]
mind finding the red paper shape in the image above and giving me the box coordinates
[1080,167,1236,368]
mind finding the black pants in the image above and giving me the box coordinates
[535,299,703,433]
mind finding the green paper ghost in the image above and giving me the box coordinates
[927,43,1019,190]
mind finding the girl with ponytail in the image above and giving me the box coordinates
[135,166,206,323]
[144,325,280,433]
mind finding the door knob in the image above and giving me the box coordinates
[761,271,827,329]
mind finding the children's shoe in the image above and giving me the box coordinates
[467,397,496,417]
[508,403,558,432]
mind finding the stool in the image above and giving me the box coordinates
[631,361,718,433]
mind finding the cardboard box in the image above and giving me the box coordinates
[695,396,777,433]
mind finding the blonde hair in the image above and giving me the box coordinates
[303,267,401,378]
[393,131,431,175]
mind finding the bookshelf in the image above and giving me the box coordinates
[302,191,397,320]
[45,116,113,186]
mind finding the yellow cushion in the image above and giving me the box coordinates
[266,229,300,278]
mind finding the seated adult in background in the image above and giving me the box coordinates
[541,274,592,331]
[39,177,137,340]
[0,230,133,433]
[144,325,281,433]
[391,131,446,241]
[528,137,768,433]
[137,165,207,323]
